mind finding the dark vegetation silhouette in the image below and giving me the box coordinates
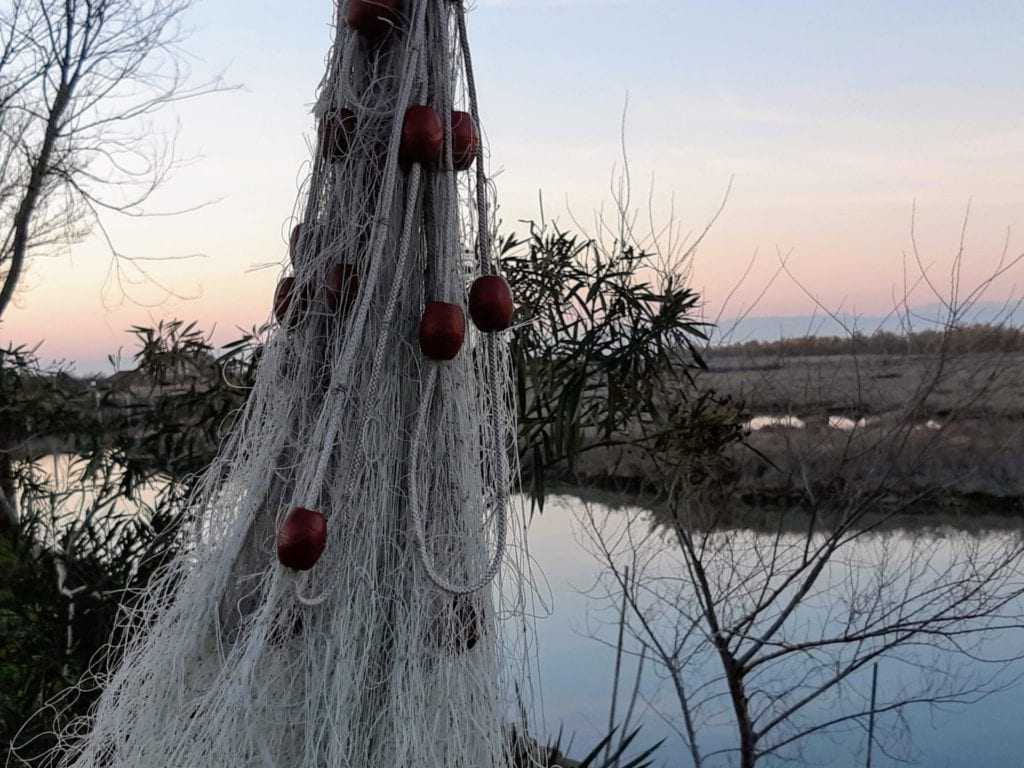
[715,324,1024,358]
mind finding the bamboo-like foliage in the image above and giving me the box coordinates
[501,224,728,506]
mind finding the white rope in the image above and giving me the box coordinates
[305,162,425,507]
[409,365,508,595]
[455,0,492,274]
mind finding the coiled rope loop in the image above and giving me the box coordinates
[410,365,508,595]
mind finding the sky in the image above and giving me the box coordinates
[3,0,1024,372]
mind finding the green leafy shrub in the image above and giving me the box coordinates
[502,223,729,503]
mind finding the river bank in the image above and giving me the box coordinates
[548,351,1024,515]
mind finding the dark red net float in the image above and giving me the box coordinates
[450,111,479,171]
[274,277,312,328]
[346,0,401,38]
[273,277,296,323]
[289,225,303,263]
[320,108,357,162]
[277,507,327,571]
[400,105,443,169]
[419,301,465,360]
[326,263,360,313]
[468,275,514,332]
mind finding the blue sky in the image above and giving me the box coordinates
[4,0,1023,370]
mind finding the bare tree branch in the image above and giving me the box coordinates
[0,0,229,319]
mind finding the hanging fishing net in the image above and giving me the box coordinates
[33,2,536,765]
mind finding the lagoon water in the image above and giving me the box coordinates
[35,456,1024,766]
[527,495,1024,768]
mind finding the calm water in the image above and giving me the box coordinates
[527,494,1024,768]
[36,457,1024,766]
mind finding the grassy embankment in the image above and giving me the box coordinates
[568,348,1024,515]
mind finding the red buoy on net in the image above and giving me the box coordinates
[326,263,360,313]
[321,108,357,162]
[400,106,443,168]
[277,507,327,571]
[346,0,401,38]
[419,301,465,360]
[468,275,514,332]
[289,225,304,263]
[450,111,479,171]
[274,277,296,323]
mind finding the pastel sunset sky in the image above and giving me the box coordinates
[3,0,1023,372]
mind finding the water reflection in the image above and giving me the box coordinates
[527,493,1024,767]
[28,457,1024,765]
[828,415,872,431]
[24,453,165,547]
[744,414,947,434]
[745,415,806,431]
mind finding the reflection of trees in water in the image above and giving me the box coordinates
[577,238,1024,767]
[580,501,1024,768]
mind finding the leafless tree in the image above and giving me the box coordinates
[0,0,223,319]
[581,220,1024,767]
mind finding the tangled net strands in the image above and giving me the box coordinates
[29,2,538,766]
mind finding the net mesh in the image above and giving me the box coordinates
[33,2,538,766]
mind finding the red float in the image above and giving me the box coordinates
[274,277,296,323]
[419,301,466,360]
[346,0,401,38]
[468,275,514,332]
[321,108,357,162]
[326,263,360,313]
[400,105,443,168]
[277,507,328,571]
[450,111,479,171]
[289,225,303,263]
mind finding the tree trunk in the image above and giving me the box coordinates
[0,77,72,319]
[679,526,759,767]
[718,646,757,768]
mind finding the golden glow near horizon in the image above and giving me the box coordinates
[3,1,1022,371]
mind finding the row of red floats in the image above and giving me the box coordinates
[276,103,512,364]
[275,267,513,362]
[275,276,513,571]
[320,107,478,170]
[274,0,509,621]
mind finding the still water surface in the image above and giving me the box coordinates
[528,494,1024,768]
[37,457,1023,766]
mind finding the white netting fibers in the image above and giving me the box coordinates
[30,2,538,766]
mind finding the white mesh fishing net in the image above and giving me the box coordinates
[37,2,537,765]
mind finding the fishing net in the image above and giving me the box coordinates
[35,1,536,765]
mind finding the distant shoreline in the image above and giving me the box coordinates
[542,349,1024,519]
